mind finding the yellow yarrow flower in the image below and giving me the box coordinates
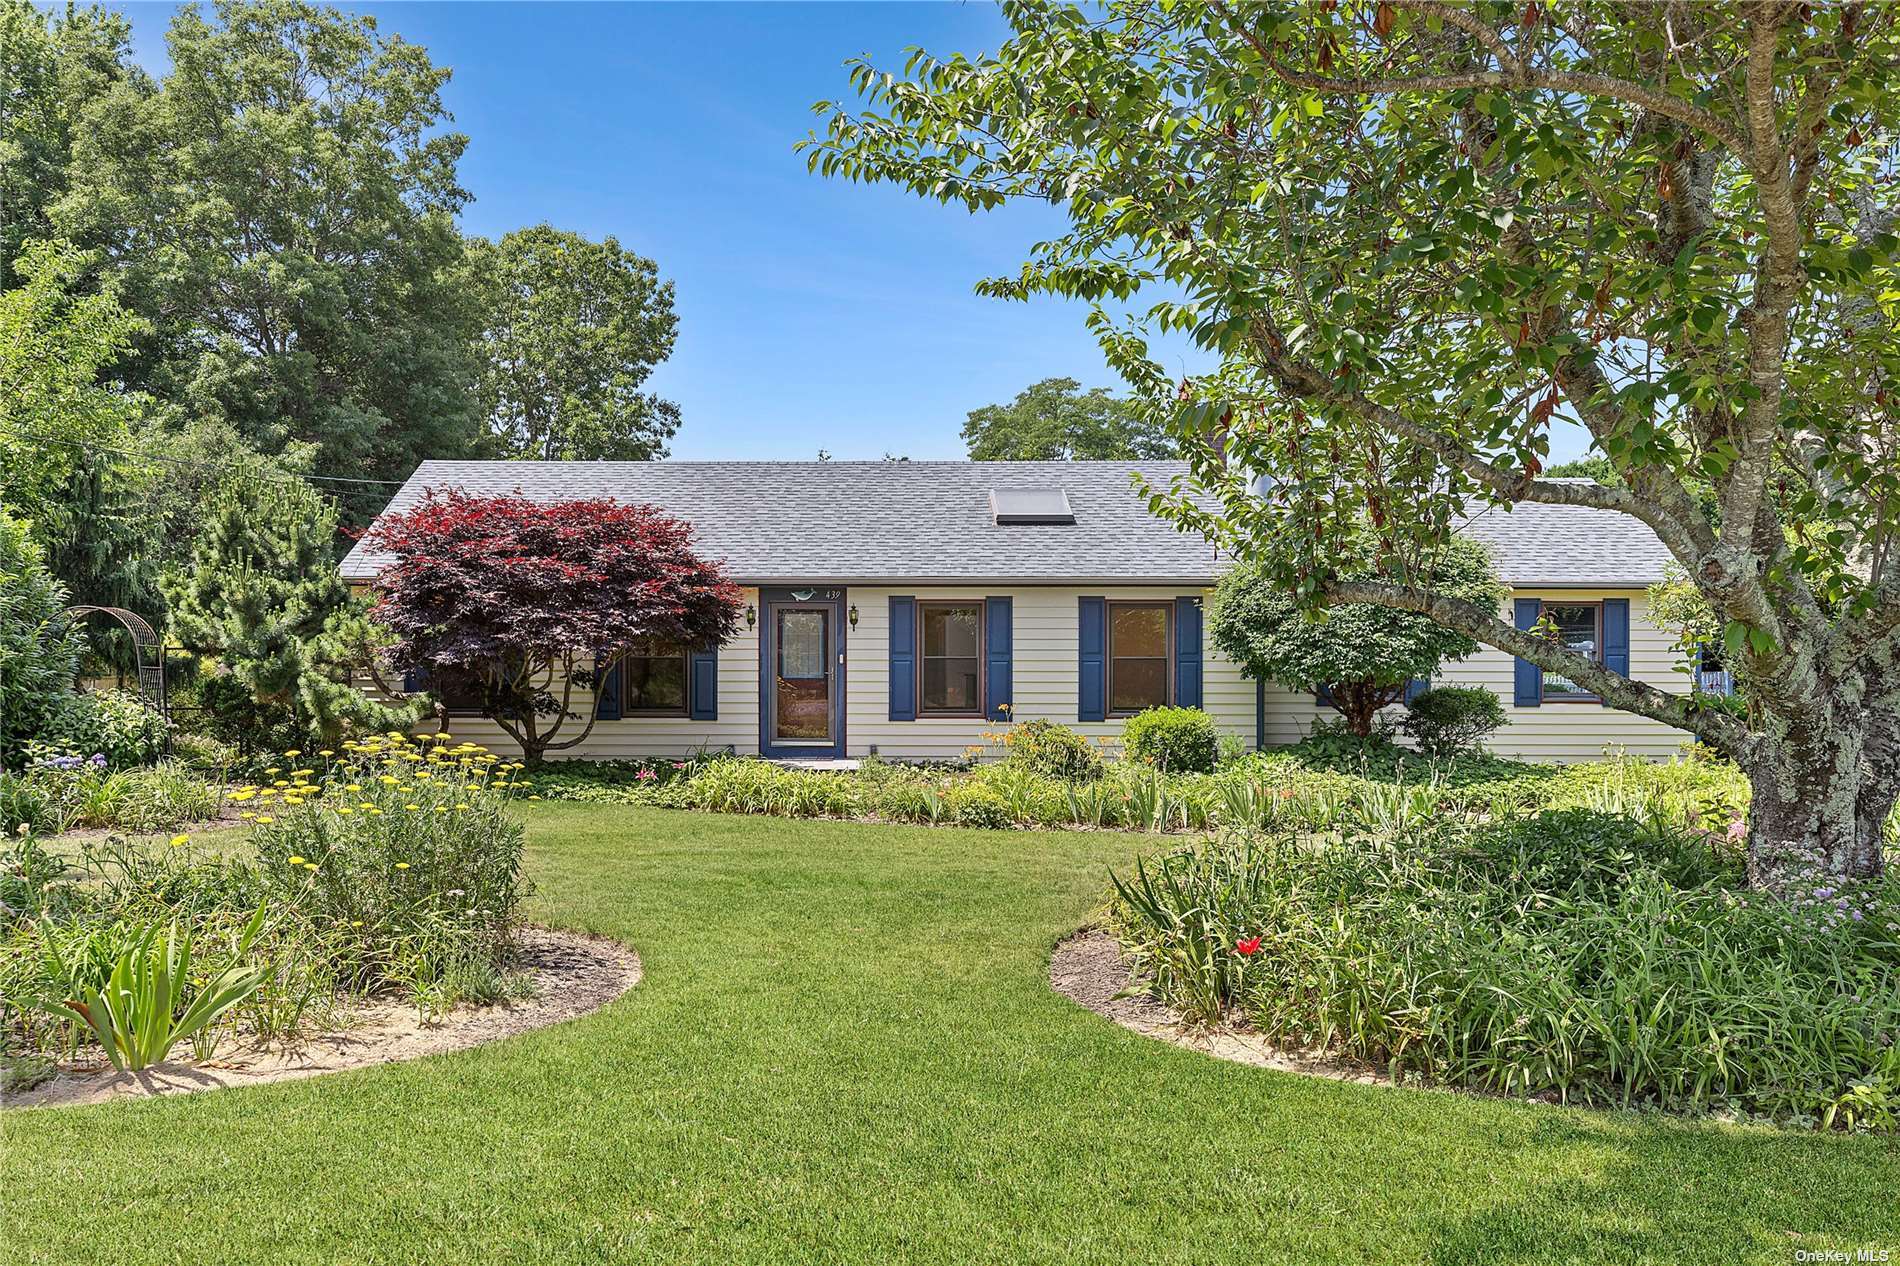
[288,855,305,865]
[284,749,301,757]
[169,833,189,848]
[256,815,275,824]
[395,862,410,869]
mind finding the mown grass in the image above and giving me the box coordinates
[3,805,1895,1265]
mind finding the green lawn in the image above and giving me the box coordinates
[4,806,1895,1265]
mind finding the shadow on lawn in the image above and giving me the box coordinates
[1421,1112,1895,1264]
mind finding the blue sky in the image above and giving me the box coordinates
[107,2,1590,466]
[108,1,1217,461]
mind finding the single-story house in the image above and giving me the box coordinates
[338,461,1687,764]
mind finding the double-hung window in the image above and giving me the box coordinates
[918,601,983,715]
[1108,602,1172,714]
[1539,602,1602,702]
[622,636,690,714]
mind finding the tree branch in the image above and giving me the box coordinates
[1324,577,1752,755]
[1217,1,1751,155]
[1240,315,1713,565]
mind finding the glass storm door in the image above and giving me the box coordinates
[774,608,832,743]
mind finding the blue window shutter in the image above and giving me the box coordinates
[1601,598,1630,706]
[1513,598,1543,708]
[690,646,718,721]
[1174,597,1203,709]
[984,598,1013,721]
[402,664,429,694]
[1314,683,1336,708]
[889,596,916,721]
[595,657,622,721]
[1078,597,1107,722]
[1254,677,1265,750]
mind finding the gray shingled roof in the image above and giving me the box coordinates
[1457,485,1676,586]
[338,462,1672,588]
[339,460,1224,584]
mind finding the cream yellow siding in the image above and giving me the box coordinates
[411,587,762,760]
[399,584,1688,766]
[1257,588,1692,763]
[843,586,1254,762]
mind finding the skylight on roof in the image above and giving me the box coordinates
[990,487,1075,525]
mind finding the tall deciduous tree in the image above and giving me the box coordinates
[469,225,682,461]
[163,465,417,749]
[51,0,482,489]
[962,376,1175,460]
[365,492,742,764]
[0,240,155,610]
[807,1,1900,890]
[1211,536,1503,737]
[0,1,139,284]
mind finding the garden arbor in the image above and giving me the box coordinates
[67,605,169,725]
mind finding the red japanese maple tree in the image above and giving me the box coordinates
[364,489,742,763]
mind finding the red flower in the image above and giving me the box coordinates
[1235,936,1262,956]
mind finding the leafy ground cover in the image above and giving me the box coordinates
[530,734,1751,839]
[1114,811,1900,1126]
[3,804,1894,1265]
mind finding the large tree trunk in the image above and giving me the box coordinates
[1744,710,1893,891]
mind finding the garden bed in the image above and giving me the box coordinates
[1051,928,1382,1085]
[8,925,640,1109]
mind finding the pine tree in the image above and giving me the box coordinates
[163,467,418,749]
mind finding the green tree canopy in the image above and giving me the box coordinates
[0,508,82,766]
[1211,535,1503,736]
[807,1,1900,889]
[0,239,156,610]
[469,225,682,461]
[0,1,139,283]
[51,0,482,488]
[962,376,1174,460]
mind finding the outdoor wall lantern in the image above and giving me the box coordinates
[744,603,757,630]
[848,604,860,630]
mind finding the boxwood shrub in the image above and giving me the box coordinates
[1122,706,1220,774]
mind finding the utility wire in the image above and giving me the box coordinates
[1,428,415,498]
